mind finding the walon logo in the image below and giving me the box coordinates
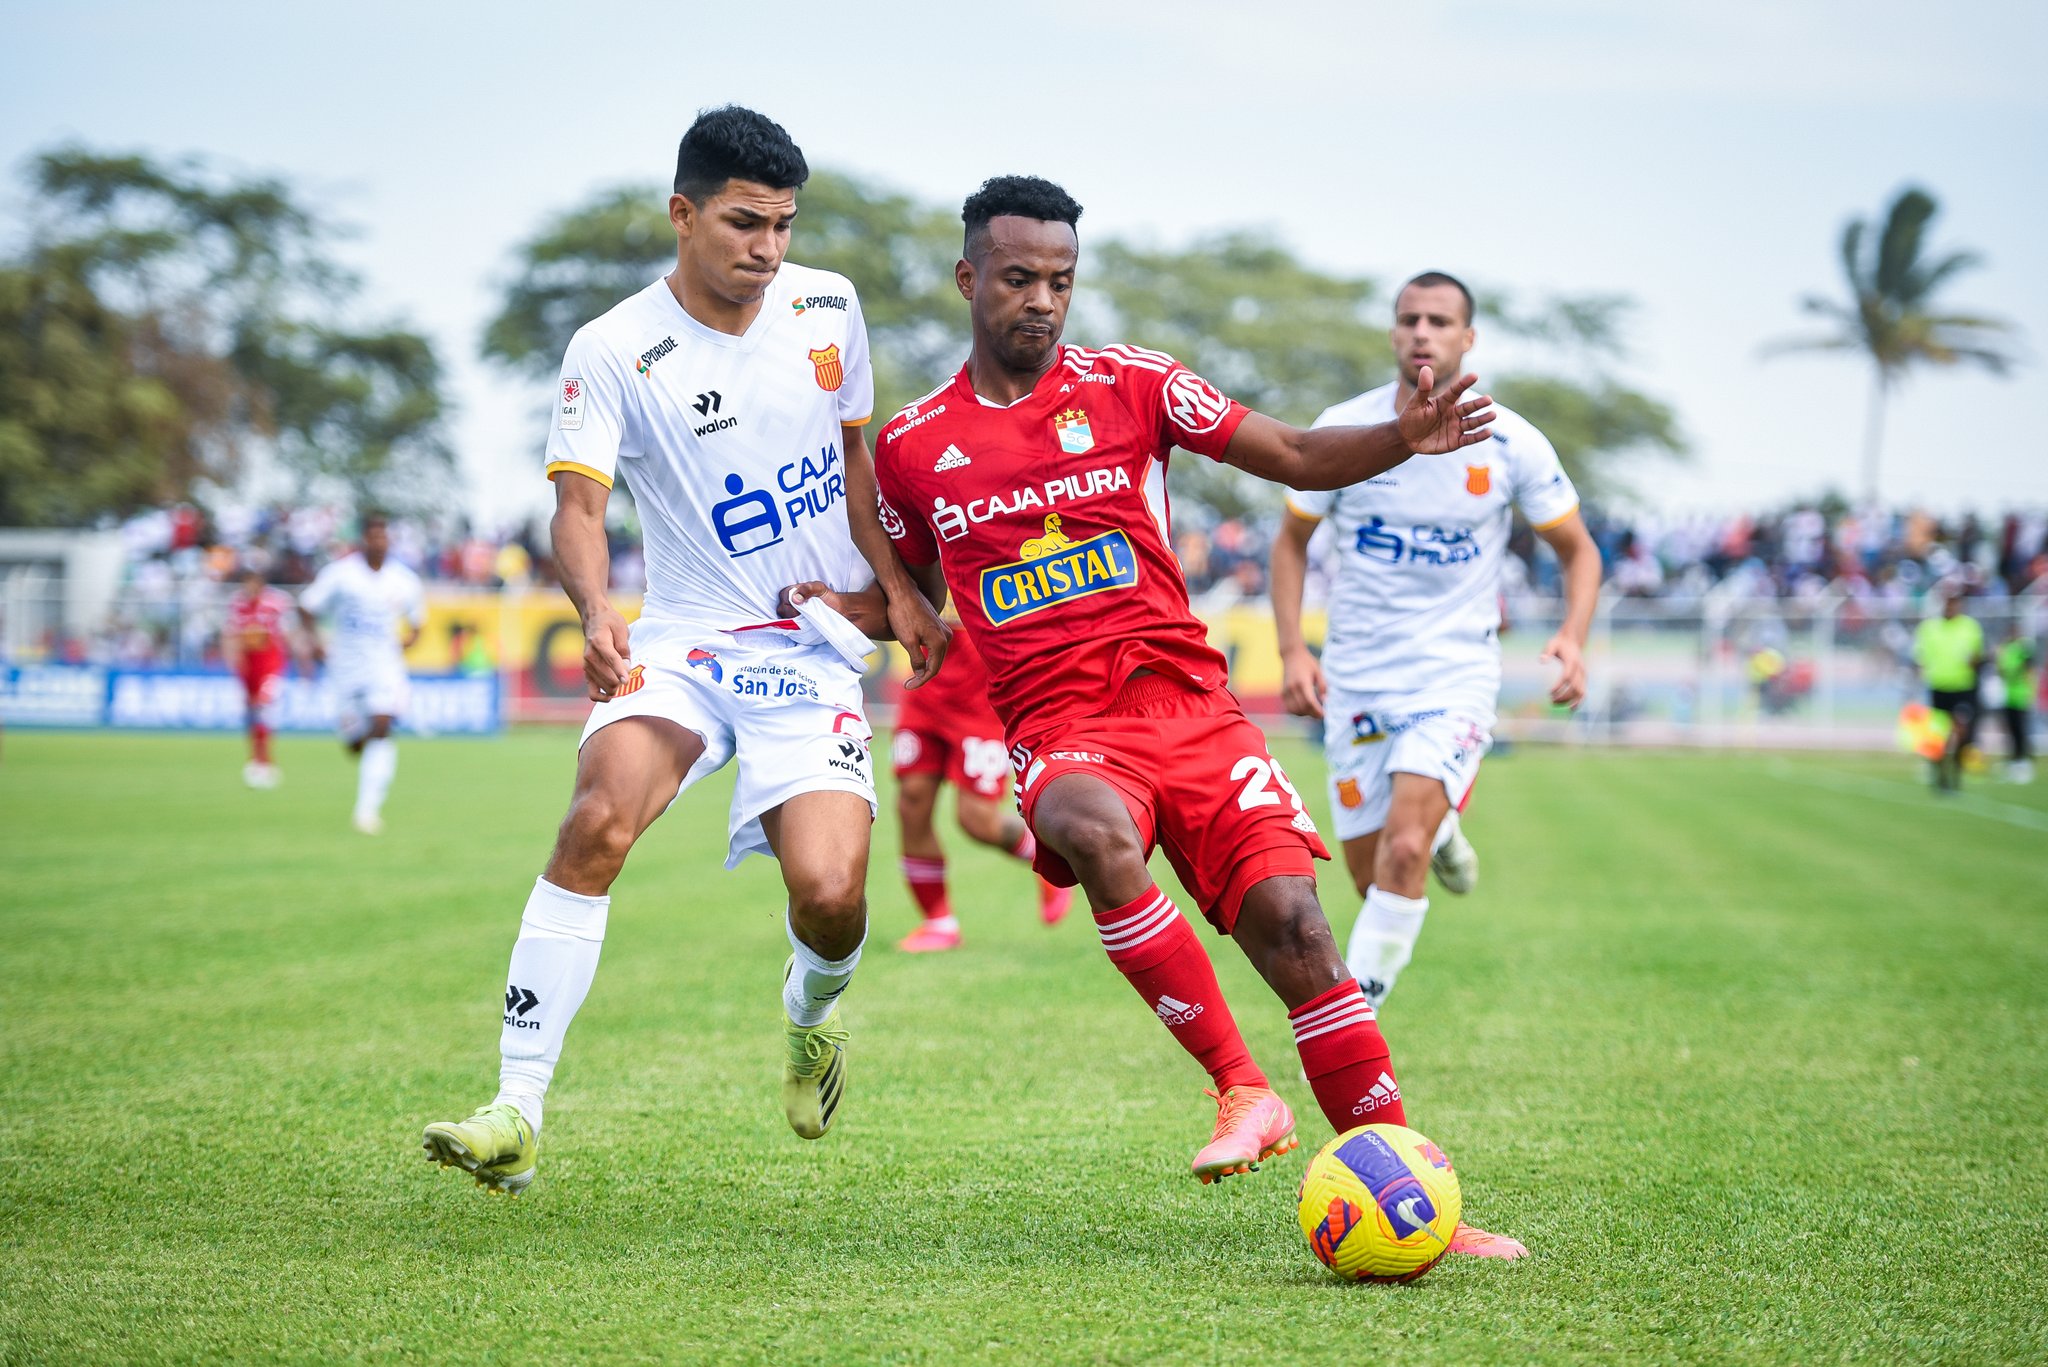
[504,985,540,1029]
[692,390,738,436]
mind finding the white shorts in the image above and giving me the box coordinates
[578,617,876,869]
[1322,687,1493,842]
[331,656,410,737]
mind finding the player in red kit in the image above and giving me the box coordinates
[222,568,296,788]
[872,177,1523,1257]
[892,621,1072,951]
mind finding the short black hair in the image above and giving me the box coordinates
[961,175,1083,258]
[360,511,389,533]
[674,105,808,201]
[1397,270,1475,325]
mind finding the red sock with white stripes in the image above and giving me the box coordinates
[1092,884,1266,1091]
[1007,827,1037,862]
[901,856,951,921]
[1289,978,1406,1129]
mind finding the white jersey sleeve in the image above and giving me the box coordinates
[545,324,634,490]
[299,561,339,617]
[837,292,875,427]
[399,566,426,632]
[1503,417,1579,529]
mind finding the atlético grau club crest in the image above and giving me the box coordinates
[1053,409,1095,455]
[1465,463,1492,496]
[809,345,844,392]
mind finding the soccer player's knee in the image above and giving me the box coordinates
[1040,810,1140,877]
[368,716,393,740]
[955,800,1004,846]
[1381,825,1431,886]
[561,792,636,869]
[894,787,931,829]
[790,870,865,927]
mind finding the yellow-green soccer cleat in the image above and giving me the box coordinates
[421,1102,536,1195]
[782,969,849,1139]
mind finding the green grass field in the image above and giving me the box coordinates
[3,730,2044,1365]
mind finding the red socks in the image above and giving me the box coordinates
[1008,827,1037,862]
[251,722,271,764]
[901,856,950,920]
[1289,978,1405,1130]
[1093,884,1266,1092]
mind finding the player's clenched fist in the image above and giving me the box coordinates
[581,604,633,701]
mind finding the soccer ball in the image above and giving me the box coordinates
[1297,1123,1461,1282]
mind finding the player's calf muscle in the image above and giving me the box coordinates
[1233,878,1347,1008]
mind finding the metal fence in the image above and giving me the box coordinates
[3,570,2043,752]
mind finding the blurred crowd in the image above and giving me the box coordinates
[31,498,2048,670]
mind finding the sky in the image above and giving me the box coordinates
[5,0,2044,527]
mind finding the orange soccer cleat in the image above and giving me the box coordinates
[1191,1085,1297,1184]
[1448,1222,1530,1259]
[897,920,962,953]
[1037,877,1074,926]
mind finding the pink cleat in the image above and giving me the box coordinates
[1448,1222,1530,1260]
[1191,1086,1297,1184]
[897,921,961,953]
[1037,877,1073,926]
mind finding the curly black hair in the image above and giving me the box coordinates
[961,175,1083,257]
[674,106,808,201]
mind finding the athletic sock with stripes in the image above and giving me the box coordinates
[1092,883,1266,1092]
[1290,977,1406,1130]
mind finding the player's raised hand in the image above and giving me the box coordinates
[582,604,633,702]
[1397,365,1495,454]
[1279,646,1328,720]
[1541,631,1587,708]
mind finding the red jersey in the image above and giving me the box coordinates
[874,344,1249,740]
[225,588,293,664]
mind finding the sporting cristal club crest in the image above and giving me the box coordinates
[809,344,844,392]
[1465,463,1491,496]
[1053,409,1094,455]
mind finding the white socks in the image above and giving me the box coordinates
[495,877,609,1132]
[355,737,397,822]
[1346,885,1429,1006]
[1432,810,1459,854]
[783,912,862,1027]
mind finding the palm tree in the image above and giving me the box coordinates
[1768,186,2020,502]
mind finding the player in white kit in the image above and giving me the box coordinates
[420,108,947,1194]
[296,513,425,835]
[1271,273,1602,1007]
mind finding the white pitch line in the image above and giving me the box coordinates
[1761,761,2048,835]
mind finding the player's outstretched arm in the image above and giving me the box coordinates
[1535,511,1600,708]
[1222,366,1495,490]
[842,423,949,686]
[551,471,632,702]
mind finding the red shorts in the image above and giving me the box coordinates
[891,630,1010,801]
[1013,674,1329,933]
[892,690,1010,800]
[239,655,285,705]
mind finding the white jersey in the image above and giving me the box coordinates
[1287,382,1578,704]
[545,265,876,633]
[299,553,425,672]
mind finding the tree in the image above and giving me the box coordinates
[0,148,449,524]
[1767,185,2020,502]
[481,171,969,420]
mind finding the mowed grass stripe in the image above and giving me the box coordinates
[2,732,2043,1364]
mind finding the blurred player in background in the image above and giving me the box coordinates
[892,621,1072,952]
[419,107,946,1195]
[222,568,297,788]
[873,176,1521,1257]
[1271,272,1601,1008]
[297,513,423,833]
[1914,587,1984,792]
[1994,622,2036,783]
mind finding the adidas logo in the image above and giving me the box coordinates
[1350,1070,1402,1116]
[933,444,971,472]
[1154,994,1205,1027]
[504,985,540,1030]
[1292,810,1318,834]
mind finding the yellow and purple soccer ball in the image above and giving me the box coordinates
[1297,1123,1461,1282]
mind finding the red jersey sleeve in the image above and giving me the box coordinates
[1112,349,1249,460]
[873,427,938,567]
